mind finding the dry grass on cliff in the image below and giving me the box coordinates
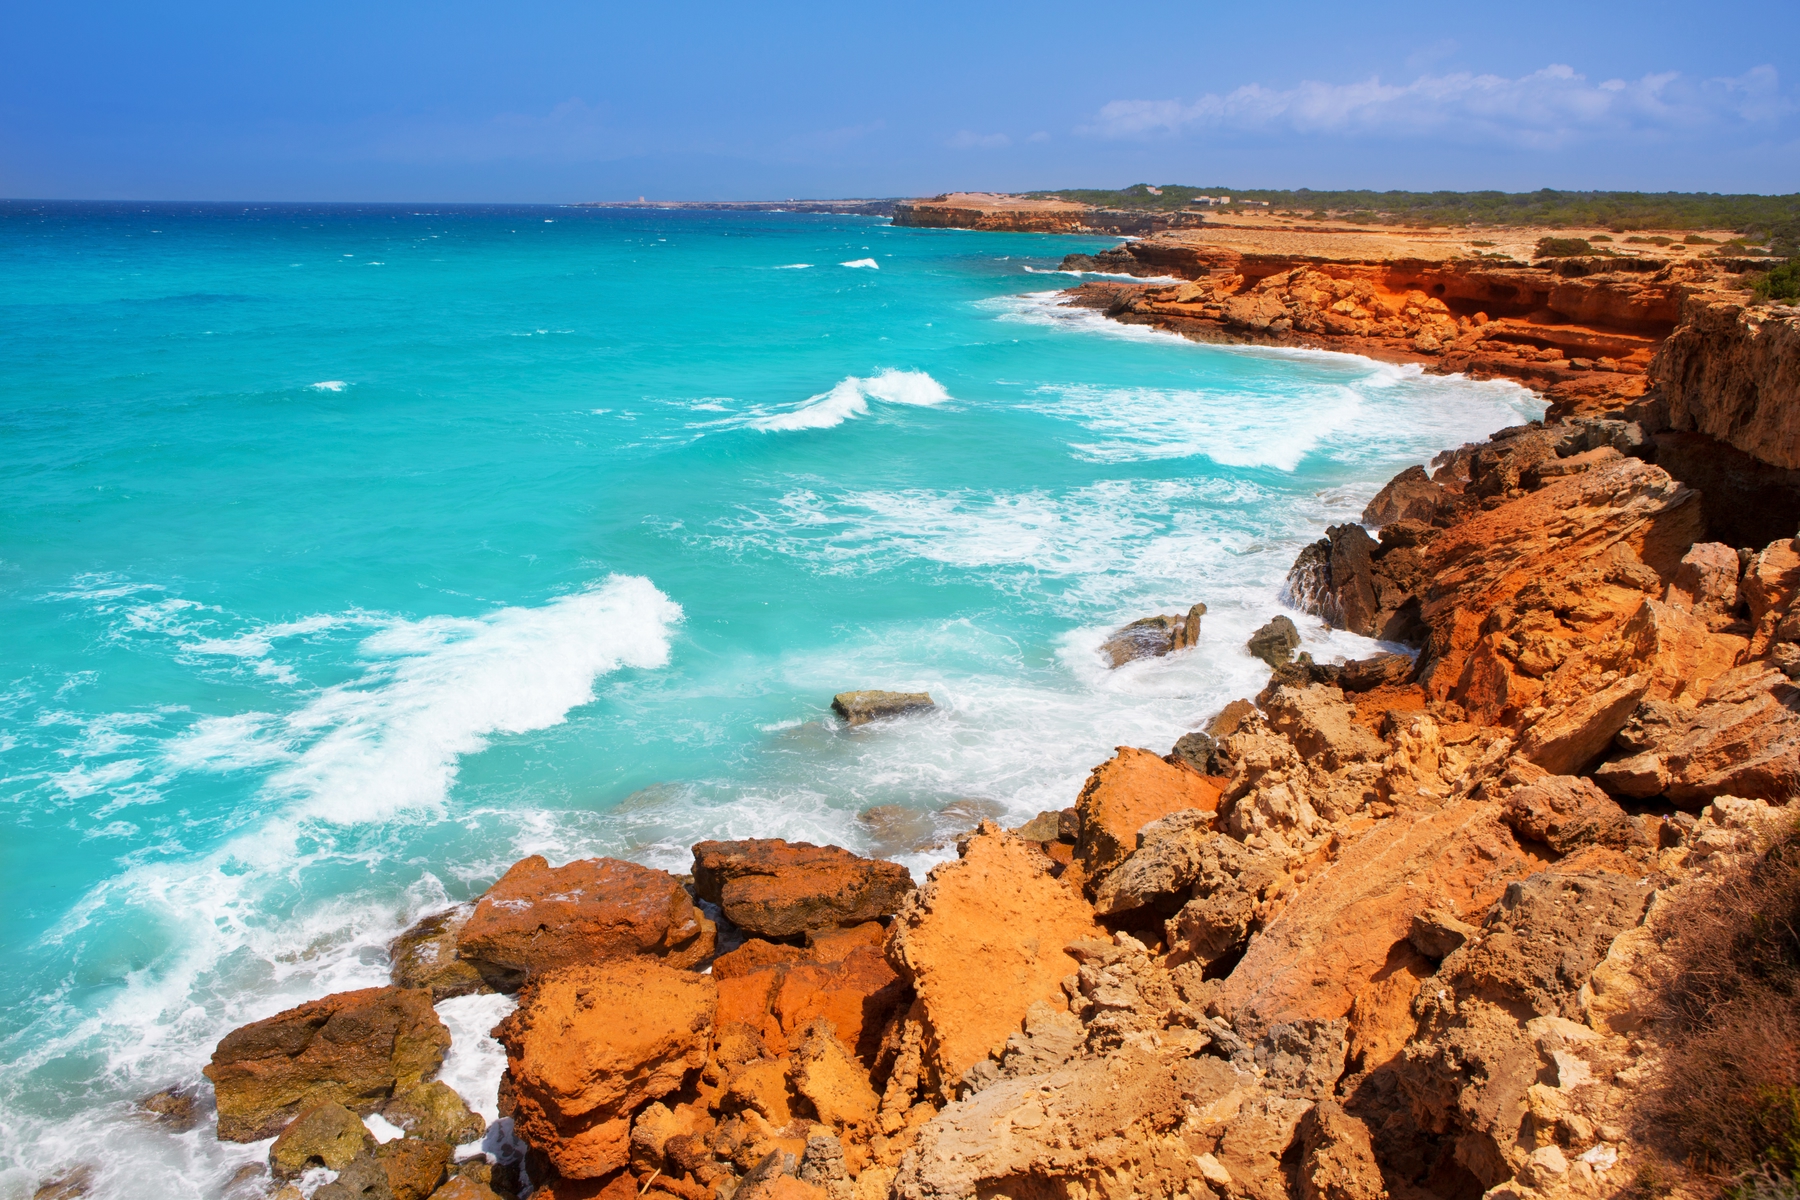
[1641,823,1800,1191]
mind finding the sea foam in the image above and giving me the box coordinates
[839,258,879,269]
[748,369,949,432]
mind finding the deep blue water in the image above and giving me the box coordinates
[0,201,1540,1197]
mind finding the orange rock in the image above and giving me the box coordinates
[885,824,1103,1093]
[494,960,715,1179]
[713,941,907,1065]
[691,840,914,939]
[459,856,714,988]
[712,940,809,980]
[1073,747,1222,883]
[1215,801,1546,1037]
[205,985,451,1141]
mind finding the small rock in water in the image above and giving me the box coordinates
[388,905,488,1001]
[831,689,935,725]
[1246,615,1301,667]
[270,1102,375,1179]
[1098,603,1206,668]
[1168,731,1226,776]
[137,1084,200,1131]
[32,1168,95,1200]
[381,1081,486,1145]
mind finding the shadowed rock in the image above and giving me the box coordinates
[1246,615,1301,667]
[831,690,934,725]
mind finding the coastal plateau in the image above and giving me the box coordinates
[73,210,1800,1200]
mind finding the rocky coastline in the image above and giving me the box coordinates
[71,225,1800,1200]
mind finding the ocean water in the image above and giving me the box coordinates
[0,202,1542,1198]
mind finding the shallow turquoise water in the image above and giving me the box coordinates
[0,202,1540,1197]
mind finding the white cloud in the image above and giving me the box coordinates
[947,130,1011,150]
[1080,64,1792,150]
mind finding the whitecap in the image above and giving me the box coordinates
[309,381,348,392]
[773,263,813,270]
[748,369,950,432]
[839,258,879,269]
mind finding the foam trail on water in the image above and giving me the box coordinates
[748,369,950,432]
[839,258,879,269]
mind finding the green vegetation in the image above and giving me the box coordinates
[1535,236,1612,258]
[1687,233,1721,245]
[1025,184,1800,237]
[1755,260,1800,304]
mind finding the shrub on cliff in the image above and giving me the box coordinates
[1642,823,1800,1184]
[1754,260,1800,304]
[1535,236,1613,258]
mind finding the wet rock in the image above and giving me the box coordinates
[270,1101,377,1179]
[831,691,935,726]
[374,1139,455,1200]
[1073,746,1223,884]
[1337,652,1414,693]
[1297,1102,1388,1200]
[494,959,714,1179]
[381,1081,485,1145]
[390,905,489,1000]
[458,856,714,988]
[31,1168,95,1200]
[205,985,452,1141]
[1168,730,1227,775]
[885,824,1103,1095]
[1099,603,1206,667]
[137,1084,199,1131]
[691,839,914,938]
[1362,464,1452,528]
[1246,615,1301,667]
[854,804,938,857]
[1501,774,1645,853]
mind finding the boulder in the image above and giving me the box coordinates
[1406,909,1479,961]
[457,856,714,988]
[1665,541,1742,622]
[389,905,489,1000]
[1206,699,1258,739]
[316,1141,453,1200]
[493,960,715,1179]
[831,691,934,726]
[205,986,452,1141]
[1600,664,1800,806]
[1161,832,1287,968]
[1296,1102,1387,1200]
[1337,653,1414,693]
[1099,603,1206,667]
[1215,800,1542,1037]
[691,839,914,938]
[1261,685,1385,769]
[137,1085,199,1132]
[1362,465,1451,528]
[1072,747,1223,883]
[381,1081,485,1145]
[1515,673,1650,776]
[713,935,907,1064]
[269,1102,376,1179]
[1246,615,1301,667]
[1501,774,1645,853]
[1168,730,1226,776]
[789,1020,880,1131]
[885,824,1104,1094]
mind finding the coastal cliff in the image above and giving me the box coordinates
[95,226,1800,1200]
[891,193,1209,236]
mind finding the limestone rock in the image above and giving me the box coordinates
[691,839,914,938]
[1246,615,1301,667]
[1406,908,1478,960]
[389,905,489,1000]
[1515,673,1651,776]
[316,1140,454,1200]
[1297,1102,1388,1200]
[789,1020,880,1131]
[884,824,1104,1094]
[1099,603,1206,667]
[1502,774,1644,853]
[1163,833,1287,968]
[1091,808,1218,915]
[1072,747,1223,884]
[269,1102,376,1179]
[831,691,935,725]
[1262,685,1385,769]
[493,960,715,1179]
[1337,653,1414,693]
[1169,730,1227,776]
[381,1081,485,1145]
[205,985,452,1141]
[713,935,906,1064]
[458,856,714,988]
[1362,464,1451,528]
[1665,541,1742,622]
[1604,664,1800,806]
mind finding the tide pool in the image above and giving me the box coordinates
[0,201,1540,1198]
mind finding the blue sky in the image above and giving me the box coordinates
[2,0,1796,201]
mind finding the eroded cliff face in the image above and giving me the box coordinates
[1652,293,1800,469]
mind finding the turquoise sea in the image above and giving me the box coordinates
[0,202,1541,1198]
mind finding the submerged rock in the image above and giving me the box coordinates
[691,838,914,938]
[1099,602,1206,667]
[1246,615,1301,667]
[204,985,451,1142]
[830,690,935,725]
[457,855,715,988]
[137,1084,200,1132]
[381,1080,486,1145]
[389,905,488,1000]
